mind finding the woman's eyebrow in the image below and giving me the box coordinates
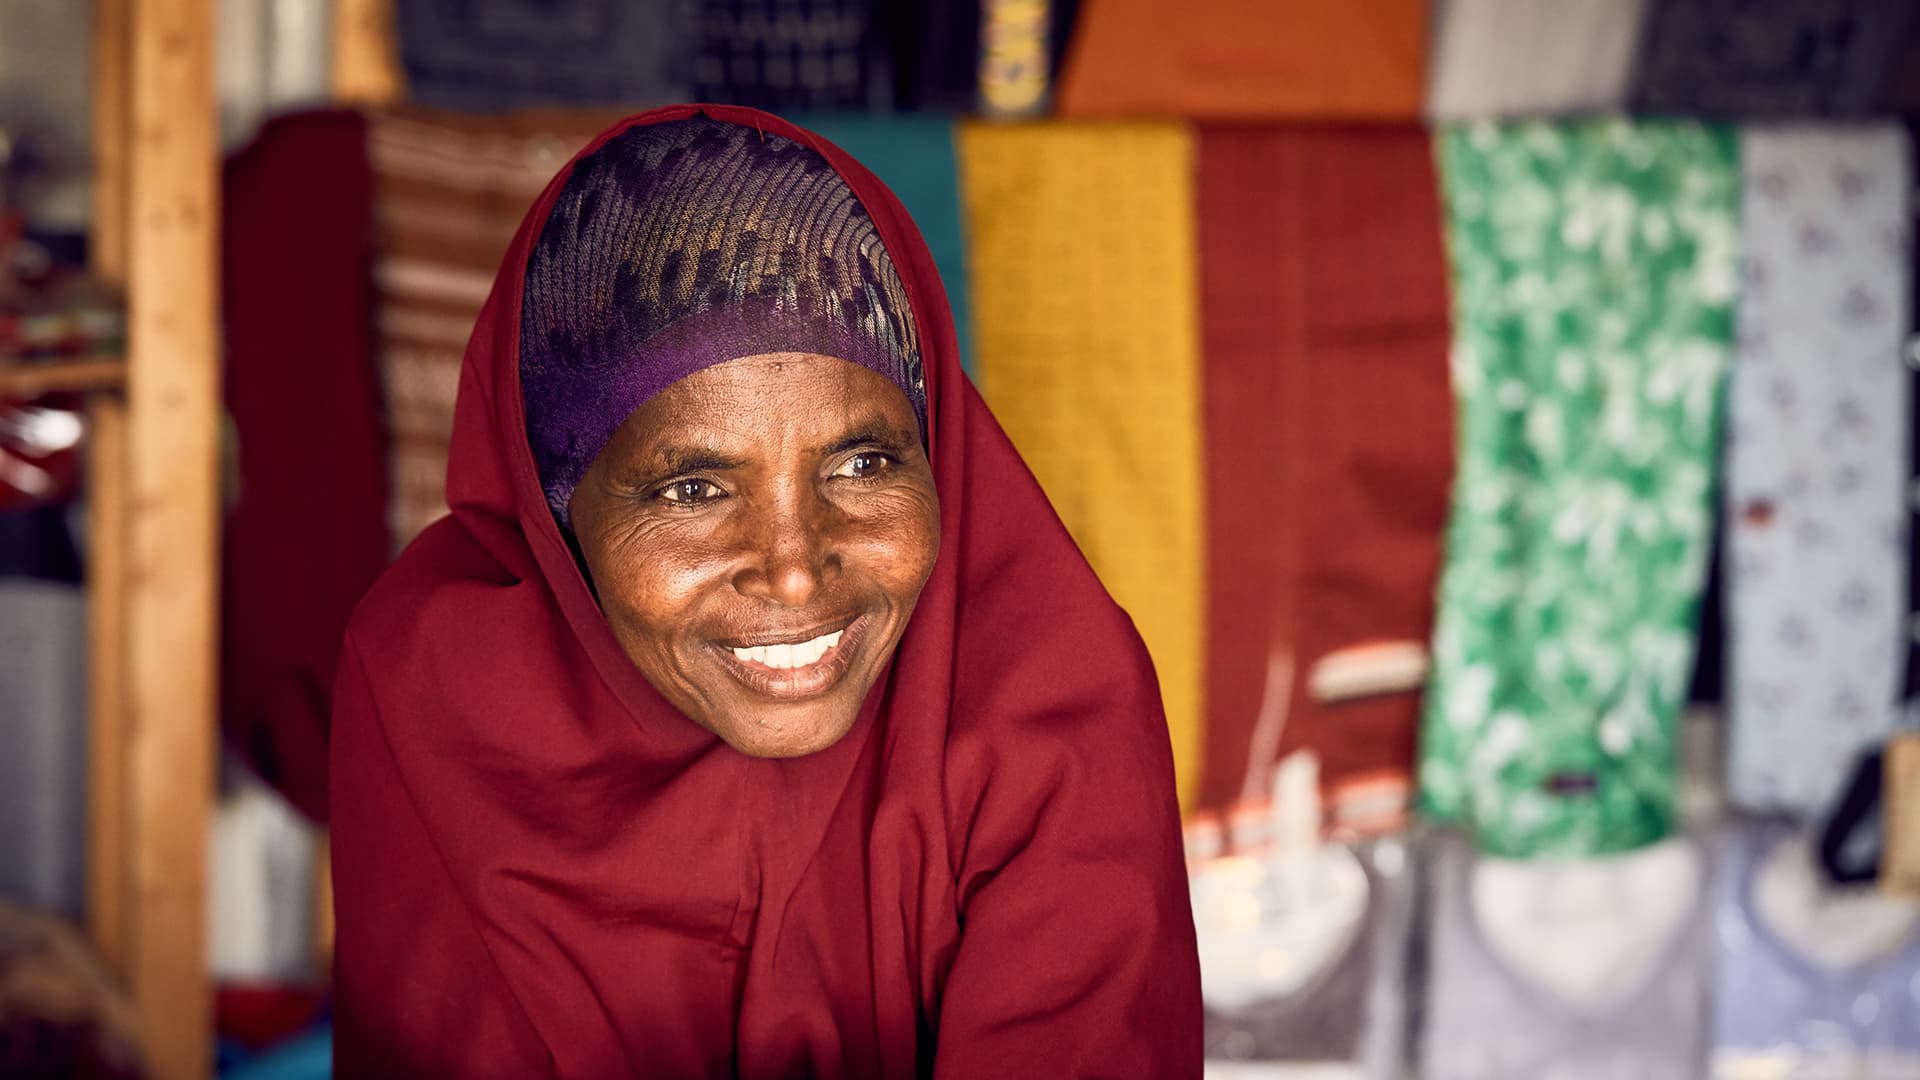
[819,418,912,458]
[650,446,749,475]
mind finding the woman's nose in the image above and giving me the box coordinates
[735,492,836,606]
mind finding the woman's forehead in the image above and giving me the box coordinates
[622,353,920,452]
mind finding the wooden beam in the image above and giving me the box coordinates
[330,0,405,105]
[86,0,132,984]
[124,0,219,1074]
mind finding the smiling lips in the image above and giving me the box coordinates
[715,621,860,699]
[730,629,844,669]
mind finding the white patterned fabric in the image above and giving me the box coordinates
[1724,126,1915,817]
[1426,0,1648,119]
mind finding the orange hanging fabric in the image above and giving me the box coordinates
[1056,0,1428,120]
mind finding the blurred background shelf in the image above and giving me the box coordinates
[0,357,129,396]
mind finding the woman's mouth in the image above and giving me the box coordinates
[712,617,864,699]
[728,628,843,669]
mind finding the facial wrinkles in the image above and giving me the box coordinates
[569,352,938,757]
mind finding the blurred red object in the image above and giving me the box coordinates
[214,983,327,1053]
[0,394,85,509]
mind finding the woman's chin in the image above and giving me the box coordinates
[705,702,862,759]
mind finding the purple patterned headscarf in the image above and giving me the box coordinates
[520,114,925,526]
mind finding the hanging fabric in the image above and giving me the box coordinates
[957,122,1205,804]
[221,110,389,823]
[392,0,692,111]
[889,1,1081,115]
[690,0,893,112]
[1421,119,1740,858]
[1054,0,1427,120]
[1426,0,1649,119]
[793,116,975,370]
[367,108,611,550]
[1723,126,1914,817]
[1194,125,1453,830]
[1631,0,1915,118]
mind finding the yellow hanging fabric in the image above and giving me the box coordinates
[957,122,1206,807]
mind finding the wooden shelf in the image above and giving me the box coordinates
[0,357,130,397]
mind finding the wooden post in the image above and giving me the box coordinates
[124,0,219,1074]
[87,0,132,984]
[330,0,405,105]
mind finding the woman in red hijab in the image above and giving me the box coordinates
[329,104,1201,1078]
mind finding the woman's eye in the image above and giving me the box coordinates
[659,479,721,504]
[834,452,894,480]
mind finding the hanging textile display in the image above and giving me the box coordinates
[1421,831,1715,1079]
[1711,821,1920,1076]
[958,122,1205,804]
[794,116,975,369]
[1723,126,1914,817]
[221,110,391,823]
[1421,119,1741,858]
[891,0,1079,115]
[1195,125,1454,830]
[1426,0,1649,119]
[392,0,691,111]
[691,0,892,112]
[368,108,610,550]
[1054,0,1427,120]
[1631,0,1914,118]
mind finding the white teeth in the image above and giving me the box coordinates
[730,628,845,669]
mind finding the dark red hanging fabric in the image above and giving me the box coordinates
[329,104,1201,1078]
[1196,126,1453,832]
[220,110,387,822]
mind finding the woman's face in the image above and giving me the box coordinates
[569,352,939,757]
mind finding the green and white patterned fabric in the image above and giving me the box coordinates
[1420,120,1740,858]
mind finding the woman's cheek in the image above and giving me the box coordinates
[864,493,940,596]
[604,524,731,630]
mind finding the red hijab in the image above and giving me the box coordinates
[329,104,1201,1077]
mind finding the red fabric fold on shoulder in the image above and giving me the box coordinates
[330,104,1200,1076]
